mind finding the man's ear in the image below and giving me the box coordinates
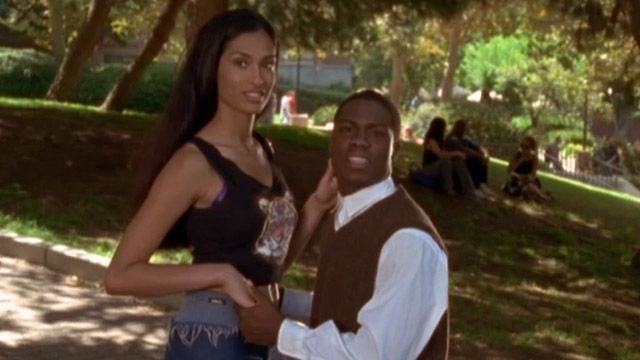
[392,140,400,161]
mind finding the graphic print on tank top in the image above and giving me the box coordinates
[253,190,297,265]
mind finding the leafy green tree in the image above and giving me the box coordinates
[45,0,116,101]
[101,0,188,112]
[461,34,531,103]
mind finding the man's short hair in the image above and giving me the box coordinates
[334,89,401,140]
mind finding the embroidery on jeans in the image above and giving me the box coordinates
[168,323,239,348]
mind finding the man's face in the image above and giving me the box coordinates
[330,98,397,196]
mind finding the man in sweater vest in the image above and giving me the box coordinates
[238,89,449,359]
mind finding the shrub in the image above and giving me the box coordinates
[126,62,176,113]
[404,100,520,144]
[0,49,57,97]
[0,49,176,113]
[76,63,127,104]
[311,104,338,126]
[76,62,176,113]
[0,48,346,114]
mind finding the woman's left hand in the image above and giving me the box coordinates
[308,160,338,213]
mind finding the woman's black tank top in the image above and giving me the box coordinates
[514,152,534,175]
[422,149,439,166]
[184,134,297,285]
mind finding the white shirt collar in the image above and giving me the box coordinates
[335,176,396,230]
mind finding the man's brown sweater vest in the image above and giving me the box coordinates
[310,186,449,359]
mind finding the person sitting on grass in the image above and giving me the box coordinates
[444,119,494,197]
[502,136,552,202]
[421,117,482,200]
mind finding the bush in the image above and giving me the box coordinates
[0,49,57,97]
[0,48,345,114]
[311,104,338,126]
[121,62,176,113]
[76,62,176,113]
[404,100,521,146]
[0,48,176,113]
[76,63,127,104]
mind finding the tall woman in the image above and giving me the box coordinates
[104,9,335,359]
[421,117,478,198]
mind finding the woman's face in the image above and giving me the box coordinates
[217,30,277,116]
[521,139,535,152]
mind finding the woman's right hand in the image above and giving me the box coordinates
[216,265,256,308]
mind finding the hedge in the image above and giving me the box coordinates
[0,48,350,114]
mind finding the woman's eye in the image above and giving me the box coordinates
[234,59,249,68]
[263,61,276,71]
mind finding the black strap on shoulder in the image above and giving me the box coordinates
[253,131,275,162]
[189,137,235,184]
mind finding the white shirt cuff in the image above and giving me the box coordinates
[277,318,311,357]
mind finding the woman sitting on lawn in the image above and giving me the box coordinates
[502,136,552,201]
[421,117,479,199]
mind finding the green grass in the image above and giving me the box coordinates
[0,96,154,128]
[0,98,638,359]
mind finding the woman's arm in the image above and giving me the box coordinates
[104,146,255,307]
[283,161,337,270]
[427,139,465,160]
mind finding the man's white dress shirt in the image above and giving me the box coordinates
[277,177,448,360]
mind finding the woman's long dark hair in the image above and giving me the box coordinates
[424,117,447,146]
[137,9,277,248]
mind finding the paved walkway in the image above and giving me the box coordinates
[0,255,171,359]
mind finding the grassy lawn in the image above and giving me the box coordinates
[0,99,638,359]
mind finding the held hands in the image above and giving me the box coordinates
[217,265,256,308]
[235,288,284,346]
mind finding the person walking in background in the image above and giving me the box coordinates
[544,136,564,172]
[444,119,494,196]
[422,117,481,199]
[103,10,336,359]
[236,90,449,359]
[280,90,295,125]
[502,136,552,201]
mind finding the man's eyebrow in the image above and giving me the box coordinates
[334,117,389,128]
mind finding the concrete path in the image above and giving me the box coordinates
[0,255,171,360]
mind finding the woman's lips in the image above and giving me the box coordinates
[244,90,265,103]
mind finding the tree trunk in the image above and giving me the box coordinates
[632,248,640,272]
[439,14,464,101]
[101,0,187,112]
[480,88,491,103]
[623,0,640,49]
[47,0,65,63]
[46,0,116,101]
[389,50,408,108]
[184,0,228,49]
